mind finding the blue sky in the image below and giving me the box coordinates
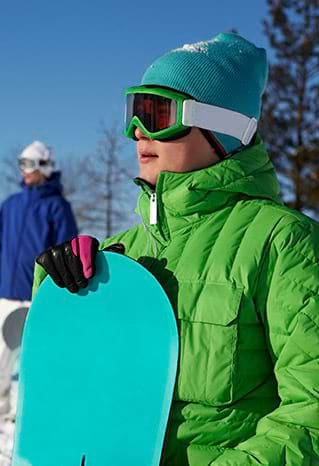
[0,0,269,164]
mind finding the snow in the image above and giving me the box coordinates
[0,299,30,465]
[173,41,210,54]
[0,378,17,466]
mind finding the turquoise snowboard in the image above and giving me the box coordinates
[12,252,179,466]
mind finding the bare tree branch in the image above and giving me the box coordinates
[260,0,319,217]
[60,122,138,239]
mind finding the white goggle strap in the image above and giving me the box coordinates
[182,100,257,146]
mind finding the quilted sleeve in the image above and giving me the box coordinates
[210,220,319,466]
[32,262,48,298]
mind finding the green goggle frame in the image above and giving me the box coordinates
[124,85,258,147]
[124,86,190,140]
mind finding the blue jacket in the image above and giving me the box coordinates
[0,172,78,301]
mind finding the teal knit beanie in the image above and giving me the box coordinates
[141,32,268,155]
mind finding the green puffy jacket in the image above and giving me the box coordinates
[34,137,319,465]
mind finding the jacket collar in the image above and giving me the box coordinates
[21,172,63,199]
[135,137,282,240]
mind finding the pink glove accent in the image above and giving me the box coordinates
[71,236,96,279]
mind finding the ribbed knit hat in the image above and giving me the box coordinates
[141,32,268,155]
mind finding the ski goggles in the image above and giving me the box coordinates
[18,158,52,174]
[125,86,258,145]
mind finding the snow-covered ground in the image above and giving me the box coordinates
[0,300,29,466]
[0,377,17,466]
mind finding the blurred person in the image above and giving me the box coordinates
[0,141,78,464]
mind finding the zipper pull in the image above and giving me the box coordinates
[150,192,157,225]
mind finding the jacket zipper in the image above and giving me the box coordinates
[137,193,159,258]
[150,192,157,225]
[135,179,168,258]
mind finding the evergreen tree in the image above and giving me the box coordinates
[260,0,319,215]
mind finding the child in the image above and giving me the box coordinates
[35,33,319,465]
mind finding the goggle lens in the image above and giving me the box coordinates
[126,93,177,134]
[18,159,37,170]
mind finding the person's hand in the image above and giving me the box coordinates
[36,235,125,293]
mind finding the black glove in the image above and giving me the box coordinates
[36,235,125,293]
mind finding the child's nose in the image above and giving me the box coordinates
[134,127,149,140]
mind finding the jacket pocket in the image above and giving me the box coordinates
[176,281,243,406]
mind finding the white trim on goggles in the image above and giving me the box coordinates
[182,100,257,146]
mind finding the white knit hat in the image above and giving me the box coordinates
[18,141,55,177]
